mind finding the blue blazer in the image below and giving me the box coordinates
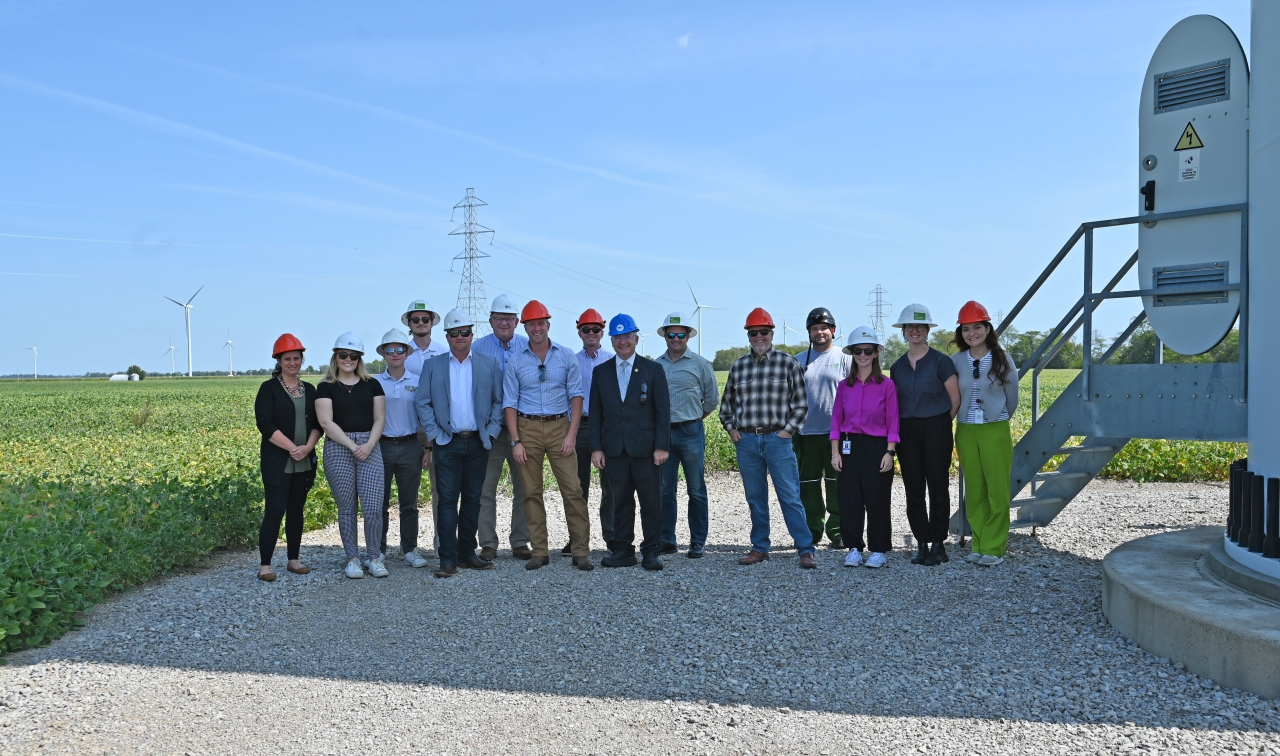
[415,351,505,449]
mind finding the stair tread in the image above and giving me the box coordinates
[1055,445,1117,454]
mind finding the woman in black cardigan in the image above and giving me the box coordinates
[253,334,322,581]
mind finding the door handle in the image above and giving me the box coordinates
[1140,180,1156,212]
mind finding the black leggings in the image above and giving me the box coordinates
[898,412,954,545]
[260,470,315,565]
[837,433,893,553]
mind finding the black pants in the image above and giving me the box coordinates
[605,453,662,556]
[898,412,954,545]
[379,436,424,554]
[837,433,893,554]
[259,469,316,565]
[577,421,615,544]
[433,434,489,563]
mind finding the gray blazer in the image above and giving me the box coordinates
[415,351,505,449]
[952,349,1020,424]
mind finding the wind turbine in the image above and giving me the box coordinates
[223,338,235,376]
[164,286,203,377]
[27,347,36,379]
[163,338,175,376]
[687,282,722,356]
[783,318,805,350]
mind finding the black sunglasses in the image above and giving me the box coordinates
[382,347,407,355]
[335,351,362,361]
[747,329,772,338]
[579,326,603,334]
[849,347,878,356]
[409,316,433,325]
[538,364,547,382]
[665,332,688,340]
[446,330,473,338]
[973,362,982,379]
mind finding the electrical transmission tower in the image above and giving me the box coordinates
[449,188,495,335]
[867,284,891,342]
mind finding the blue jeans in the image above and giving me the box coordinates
[661,419,710,546]
[733,431,815,555]
[432,433,490,564]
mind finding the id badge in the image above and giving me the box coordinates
[975,408,986,424]
[841,439,851,455]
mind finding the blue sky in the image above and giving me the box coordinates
[0,0,1251,375]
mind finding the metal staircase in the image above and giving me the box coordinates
[953,204,1250,534]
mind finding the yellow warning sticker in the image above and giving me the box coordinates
[1175,122,1204,151]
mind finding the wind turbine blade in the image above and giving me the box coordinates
[687,282,702,307]
[164,296,184,306]
[185,285,205,306]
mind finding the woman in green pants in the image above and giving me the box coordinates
[950,300,1019,566]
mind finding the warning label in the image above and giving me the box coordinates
[1178,149,1200,182]
[1175,122,1204,151]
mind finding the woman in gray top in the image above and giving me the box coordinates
[950,301,1019,566]
[889,304,960,567]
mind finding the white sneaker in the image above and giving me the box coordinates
[368,557,389,578]
[843,550,863,567]
[865,552,887,569]
[344,559,364,579]
[965,552,983,564]
[403,549,429,568]
[977,554,1004,566]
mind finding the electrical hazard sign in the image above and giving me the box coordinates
[1175,122,1204,151]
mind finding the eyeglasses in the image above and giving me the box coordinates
[537,364,547,382]
[665,332,688,340]
[491,315,518,324]
[849,347,878,356]
[579,326,602,334]
[903,324,929,332]
[747,329,772,338]
[335,351,362,361]
[447,330,473,338]
[382,347,407,356]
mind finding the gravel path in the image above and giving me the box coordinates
[3,474,1278,755]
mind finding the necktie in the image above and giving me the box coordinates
[619,360,631,400]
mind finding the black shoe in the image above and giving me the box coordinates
[560,542,573,556]
[433,562,457,578]
[911,544,930,565]
[602,551,638,568]
[686,543,705,559]
[829,535,844,550]
[641,552,664,571]
[459,553,493,570]
[931,542,949,564]
[659,542,678,555]
[525,556,549,570]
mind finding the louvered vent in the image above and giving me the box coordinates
[1155,59,1230,114]
[1152,261,1229,307]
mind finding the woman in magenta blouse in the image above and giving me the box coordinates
[830,325,900,569]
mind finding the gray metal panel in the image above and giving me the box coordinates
[1080,363,1247,441]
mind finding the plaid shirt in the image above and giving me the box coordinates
[719,347,808,435]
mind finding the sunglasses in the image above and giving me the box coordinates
[903,324,929,332]
[849,347,878,356]
[409,316,433,325]
[537,364,547,382]
[447,330,473,338]
[665,332,688,340]
[335,351,362,361]
[973,362,982,379]
[579,327,603,335]
[382,347,407,356]
[747,329,772,338]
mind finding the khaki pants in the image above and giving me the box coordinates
[516,416,591,558]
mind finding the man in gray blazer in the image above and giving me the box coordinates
[415,309,506,577]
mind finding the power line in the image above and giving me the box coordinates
[449,188,493,336]
[867,284,891,342]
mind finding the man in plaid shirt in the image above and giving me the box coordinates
[719,308,818,568]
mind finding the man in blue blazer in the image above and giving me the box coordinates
[415,308,506,577]
[589,314,672,571]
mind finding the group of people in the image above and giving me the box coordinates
[253,295,1020,581]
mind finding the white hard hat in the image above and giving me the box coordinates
[377,328,411,353]
[333,332,365,353]
[401,299,441,327]
[442,308,475,331]
[892,303,937,328]
[490,294,520,315]
[842,325,881,352]
[657,312,697,339]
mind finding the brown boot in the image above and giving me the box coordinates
[512,545,533,560]
[737,550,770,565]
[525,555,550,571]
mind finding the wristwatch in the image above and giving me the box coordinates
[510,439,521,447]
[886,449,897,457]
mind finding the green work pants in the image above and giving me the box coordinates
[955,420,1012,557]
[793,433,840,544]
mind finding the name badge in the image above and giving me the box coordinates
[841,439,851,455]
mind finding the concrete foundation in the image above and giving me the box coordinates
[1102,526,1280,699]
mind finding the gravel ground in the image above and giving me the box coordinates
[3,473,1278,756]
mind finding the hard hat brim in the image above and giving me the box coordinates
[891,320,938,328]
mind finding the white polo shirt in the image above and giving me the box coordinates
[405,339,448,377]
[375,368,422,438]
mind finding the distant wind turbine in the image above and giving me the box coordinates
[164,285,204,377]
[28,346,36,379]
[688,283,722,356]
[223,338,235,376]
[783,318,805,349]
[163,337,175,376]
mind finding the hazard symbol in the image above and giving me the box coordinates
[1175,122,1204,151]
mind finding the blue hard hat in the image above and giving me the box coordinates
[609,313,639,336]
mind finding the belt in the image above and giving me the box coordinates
[382,434,419,443]
[671,419,699,430]
[518,412,567,422]
[748,426,784,435]
[453,430,477,438]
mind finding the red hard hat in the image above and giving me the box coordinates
[521,300,552,321]
[957,301,992,325]
[744,307,775,329]
[272,333,306,358]
[576,308,605,327]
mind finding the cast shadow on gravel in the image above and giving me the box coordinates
[14,529,1277,737]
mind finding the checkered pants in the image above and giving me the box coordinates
[323,433,385,561]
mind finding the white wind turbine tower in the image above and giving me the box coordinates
[163,338,175,376]
[27,347,36,379]
[783,318,805,349]
[164,285,203,377]
[223,337,235,376]
[687,282,722,356]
